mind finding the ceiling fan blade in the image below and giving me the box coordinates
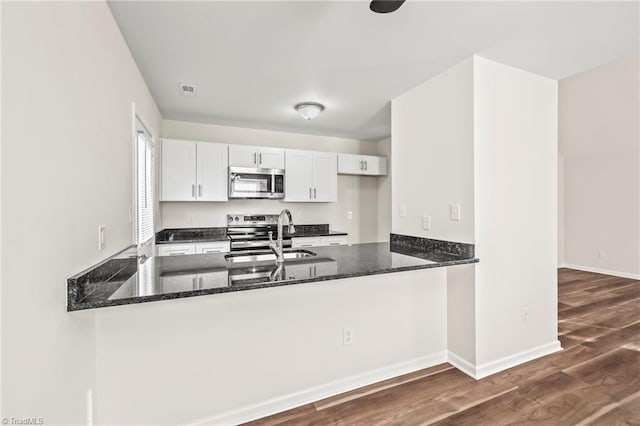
[369,0,406,14]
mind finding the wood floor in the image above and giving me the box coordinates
[245,268,640,425]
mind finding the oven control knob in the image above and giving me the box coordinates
[234,216,239,221]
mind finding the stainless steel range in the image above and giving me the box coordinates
[226,214,293,252]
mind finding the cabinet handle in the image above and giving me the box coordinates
[365,161,368,171]
[198,184,202,197]
[169,252,186,256]
[329,243,341,246]
[199,277,203,287]
[359,160,363,170]
[253,152,257,164]
[192,277,197,287]
[191,184,196,198]
[259,152,262,165]
[300,244,313,247]
[309,187,312,199]
[314,188,317,199]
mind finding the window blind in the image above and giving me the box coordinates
[137,130,154,246]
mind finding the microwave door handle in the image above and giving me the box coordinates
[271,173,276,197]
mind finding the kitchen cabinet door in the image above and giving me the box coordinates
[196,270,229,289]
[337,153,364,175]
[161,139,197,201]
[258,147,285,169]
[313,152,338,202]
[337,153,388,176]
[196,142,228,201]
[161,274,198,293]
[228,145,258,167]
[361,155,387,175]
[284,150,314,202]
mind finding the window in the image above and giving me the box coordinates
[136,118,154,246]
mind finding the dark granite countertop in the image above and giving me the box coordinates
[155,225,347,244]
[155,227,228,244]
[67,234,477,312]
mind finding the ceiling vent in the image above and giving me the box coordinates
[178,83,197,97]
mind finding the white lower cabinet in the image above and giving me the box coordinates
[195,270,229,289]
[157,244,197,256]
[196,241,231,254]
[157,241,230,256]
[160,271,229,292]
[291,235,348,248]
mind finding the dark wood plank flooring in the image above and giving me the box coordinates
[245,269,640,425]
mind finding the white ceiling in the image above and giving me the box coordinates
[108,1,638,140]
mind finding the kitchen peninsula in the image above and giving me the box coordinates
[67,234,478,311]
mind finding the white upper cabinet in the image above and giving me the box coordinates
[161,139,197,201]
[313,151,338,202]
[257,147,285,169]
[228,145,285,169]
[338,153,387,176]
[196,142,228,201]
[285,150,337,202]
[161,138,228,202]
[284,150,314,202]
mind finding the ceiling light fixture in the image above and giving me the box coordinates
[369,0,406,14]
[295,102,325,120]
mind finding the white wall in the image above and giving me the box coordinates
[473,57,559,369]
[390,56,559,377]
[94,269,447,425]
[376,137,392,242]
[559,56,640,278]
[1,2,161,422]
[161,120,387,243]
[391,58,475,244]
[558,153,565,265]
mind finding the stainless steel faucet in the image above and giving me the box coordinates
[268,209,295,263]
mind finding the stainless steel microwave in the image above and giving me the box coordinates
[228,167,285,199]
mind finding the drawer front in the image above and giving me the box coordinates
[320,236,348,246]
[291,237,321,248]
[196,242,230,254]
[157,244,197,256]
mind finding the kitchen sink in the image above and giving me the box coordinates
[224,249,317,263]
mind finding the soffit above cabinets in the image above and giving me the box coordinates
[108,1,638,140]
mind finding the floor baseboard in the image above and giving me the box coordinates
[474,340,562,379]
[189,351,448,426]
[560,264,640,280]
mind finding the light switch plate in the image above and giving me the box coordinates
[450,204,461,221]
[399,204,407,218]
[347,211,353,220]
[422,215,431,230]
[98,225,105,250]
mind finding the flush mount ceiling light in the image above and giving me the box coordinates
[369,0,406,14]
[295,102,325,120]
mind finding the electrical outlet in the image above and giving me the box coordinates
[343,327,354,345]
[598,250,607,259]
[399,204,407,218]
[521,307,528,324]
[450,204,461,221]
[347,211,353,220]
[98,225,106,250]
[422,215,431,230]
